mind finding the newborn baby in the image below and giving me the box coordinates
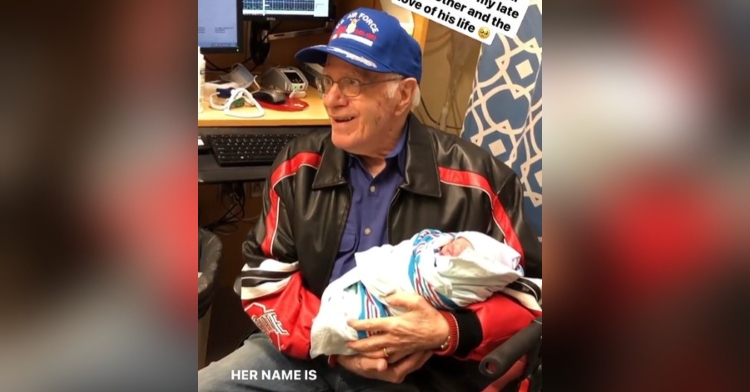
[310,229,525,358]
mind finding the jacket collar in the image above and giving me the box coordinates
[312,115,442,197]
[401,115,441,197]
[312,137,347,189]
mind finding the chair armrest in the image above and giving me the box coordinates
[479,316,542,378]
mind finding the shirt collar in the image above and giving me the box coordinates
[313,114,441,197]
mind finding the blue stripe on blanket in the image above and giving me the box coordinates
[407,229,460,311]
[355,282,389,339]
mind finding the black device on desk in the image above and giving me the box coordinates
[253,89,286,104]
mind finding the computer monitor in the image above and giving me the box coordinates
[198,0,242,52]
[242,0,334,21]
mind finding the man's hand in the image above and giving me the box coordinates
[356,348,411,364]
[346,292,449,360]
[337,351,433,384]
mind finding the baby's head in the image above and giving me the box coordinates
[439,237,474,257]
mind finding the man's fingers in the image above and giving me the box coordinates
[335,355,358,374]
[390,350,433,373]
[386,349,411,364]
[356,350,382,359]
[355,347,413,362]
[337,355,387,375]
[347,317,392,332]
[346,333,393,352]
[380,351,432,384]
[358,356,387,372]
[383,291,423,310]
[390,351,424,371]
[357,349,389,359]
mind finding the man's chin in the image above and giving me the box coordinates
[330,130,357,152]
[331,122,354,134]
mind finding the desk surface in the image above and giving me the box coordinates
[198,87,330,127]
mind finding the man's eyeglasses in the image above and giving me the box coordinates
[316,75,404,98]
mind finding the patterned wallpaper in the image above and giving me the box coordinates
[461,1,542,241]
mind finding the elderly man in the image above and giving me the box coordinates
[199,7,541,392]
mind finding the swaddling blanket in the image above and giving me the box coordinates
[310,229,528,358]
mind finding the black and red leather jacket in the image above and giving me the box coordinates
[236,115,542,361]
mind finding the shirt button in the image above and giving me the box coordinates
[364,228,372,235]
[369,185,376,193]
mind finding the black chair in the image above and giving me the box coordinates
[199,228,222,368]
[478,316,542,392]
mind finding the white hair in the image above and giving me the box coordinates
[385,75,421,109]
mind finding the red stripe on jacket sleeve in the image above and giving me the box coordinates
[438,167,524,265]
[261,152,322,257]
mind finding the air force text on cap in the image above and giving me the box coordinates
[342,10,380,33]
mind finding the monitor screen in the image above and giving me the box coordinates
[198,0,242,52]
[242,0,333,20]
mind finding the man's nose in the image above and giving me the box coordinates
[322,83,347,108]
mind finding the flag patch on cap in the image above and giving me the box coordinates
[330,12,380,47]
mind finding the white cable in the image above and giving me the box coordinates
[209,88,265,118]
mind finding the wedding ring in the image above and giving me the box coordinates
[383,347,389,358]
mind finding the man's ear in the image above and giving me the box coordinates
[395,78,418,116]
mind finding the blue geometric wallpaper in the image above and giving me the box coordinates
[461,1,542,240]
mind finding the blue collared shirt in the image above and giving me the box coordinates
[328,127,408,283]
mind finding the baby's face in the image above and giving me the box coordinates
[439,238,474,256]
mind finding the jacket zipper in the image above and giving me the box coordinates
[324,185,352,284]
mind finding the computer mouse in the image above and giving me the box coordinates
[254,89,286,104]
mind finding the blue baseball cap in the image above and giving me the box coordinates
[295,8,422,83]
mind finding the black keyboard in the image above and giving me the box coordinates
[206,133,302,166]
